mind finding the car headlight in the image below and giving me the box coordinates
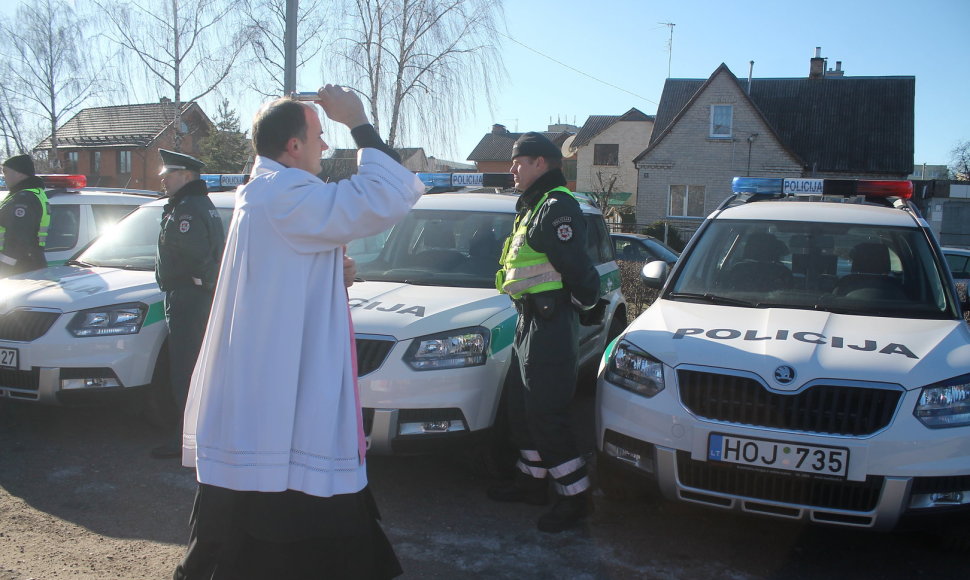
[404,326,489,371]
[604,340,664,397]
[914,379,970,428]
[67,303,147,337]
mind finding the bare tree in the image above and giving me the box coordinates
[94,0,251,151]
[951,140,970,181]
[331,0,505,153]
[0,0,102,166]
[240,0,334,98]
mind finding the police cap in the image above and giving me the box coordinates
[159,149,205,175]
[511,132,562,161]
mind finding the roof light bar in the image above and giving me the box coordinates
[732,177,912,199]
[41,174,87,189]
[416,172,513,190]
[201,174,248,191]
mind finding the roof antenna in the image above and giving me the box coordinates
[659,22,676,78]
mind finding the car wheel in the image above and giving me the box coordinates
[140,344,179,428]
[455,361,518,480]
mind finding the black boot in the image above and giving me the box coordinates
[486,471,548,505]
[536,491,592,533]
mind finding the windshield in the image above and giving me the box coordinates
[667,219,959,319]
[349,209,514,288]
[75,205,165,269]
[76,205,233,270]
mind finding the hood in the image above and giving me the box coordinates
[624,300,970,391]
[0,266,160,314]
[348,281,512,339]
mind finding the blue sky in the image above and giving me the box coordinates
[4,0,967,169]
[448,0,969,167]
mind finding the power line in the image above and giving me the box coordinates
[492,28,658,106]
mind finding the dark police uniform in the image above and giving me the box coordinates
[0,167,49,276]
[154,150,225,457]
[489,133,601,533]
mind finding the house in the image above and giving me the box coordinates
[570,108,654,209]
[34,98,213,191]
[633,50,915,236]
[318,147,431,183]
[467,124,576,189]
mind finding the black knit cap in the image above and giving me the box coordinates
[2,154,35,177]
[511,132,562,161]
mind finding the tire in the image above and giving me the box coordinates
[140,344,179,429]
[455,361,519,480]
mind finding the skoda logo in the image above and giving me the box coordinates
[774,365,796,385]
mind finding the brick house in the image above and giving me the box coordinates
[34,98,213,191]
[633,52,914,237]
[467,124,576,189]
[570,108,654,208]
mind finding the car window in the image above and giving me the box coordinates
[944,252,970,278]
[641,238,679,263]
[353,209,513,288]
[92,204,140,235]
[584,215,613,264]
[668,219,956,319]
[46,204,81,252]
[77,206,233,270]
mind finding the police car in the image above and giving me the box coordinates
[596,177,970,538]
[348,189,627,472]
[0,174,159,269]
[0,190,235,409]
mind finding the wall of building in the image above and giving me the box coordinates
[634,72,802,227]
[575,119,653,207]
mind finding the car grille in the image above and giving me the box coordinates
[676,451,883,512]
[678,370,901,436]
[0,368,40,391]
[0,310,60,342]
[356,337,395,377]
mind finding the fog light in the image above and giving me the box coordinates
[61,377,122,390]
[909,490,970,509]
[399,420,466,436]
[605,441,655,474]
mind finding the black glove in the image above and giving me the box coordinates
[578,298,608,326]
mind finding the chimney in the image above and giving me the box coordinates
[809,46,825,79]
[491,123,508,134]
[160,96,172,103]
[747,61,754,94]
[826,60,845,77]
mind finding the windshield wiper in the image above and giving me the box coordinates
[667,292,757,307]
[65,259,92,267]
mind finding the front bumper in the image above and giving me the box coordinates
[596,376,970,531]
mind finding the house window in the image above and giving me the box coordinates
[119,150,131,174]
[593,144,619,166]
[65,151,79,173]
[710,105,733,138]
[91,151,101,175]
[668,185,706,217]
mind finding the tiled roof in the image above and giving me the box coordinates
[644,64,914,174]
[572,108,654,148]
[467,130,572,161]
[35,101,207,149]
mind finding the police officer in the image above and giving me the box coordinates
[0,154,49,277]
[487,132,603,533]
[152,149,225,459]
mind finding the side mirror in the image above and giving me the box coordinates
[641,260,669,289]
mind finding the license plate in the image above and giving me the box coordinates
[708,433,848,477]
[0,347,18,369]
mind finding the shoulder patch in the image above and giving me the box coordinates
[13,206,26,218]
[179,220,191,233]
[556,223,573,242]
[552,215,572,226]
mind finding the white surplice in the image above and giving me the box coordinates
[182,149,423,497]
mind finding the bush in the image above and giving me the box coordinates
[617,259,660,319]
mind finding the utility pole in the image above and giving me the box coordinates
[659,22,675,78]
[283,0,298,95]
